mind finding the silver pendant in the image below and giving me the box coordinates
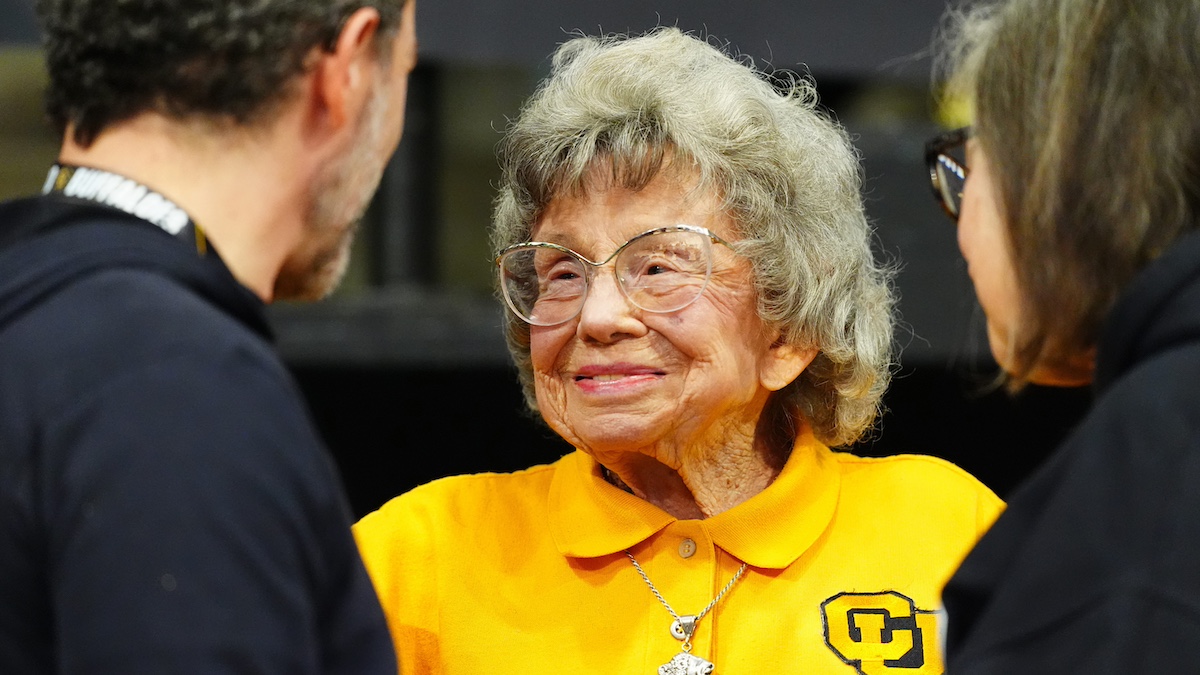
[670,615,697,640]
[658,652,714,675]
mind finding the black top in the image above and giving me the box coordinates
[943,229,1200,673]
[0,196,396,673]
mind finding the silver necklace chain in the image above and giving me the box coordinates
[625,550,748,652]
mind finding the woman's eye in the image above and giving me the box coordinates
[550,270,580,281]
[535,253,582,282]
[640,257,682,275]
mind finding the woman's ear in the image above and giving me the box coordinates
[759,337,818,392]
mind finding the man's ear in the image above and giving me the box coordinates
[313,8,382,131]
[759,336,818,392]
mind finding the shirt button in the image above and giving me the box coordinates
[678,538,697,558]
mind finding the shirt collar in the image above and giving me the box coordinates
[547,432,841,569]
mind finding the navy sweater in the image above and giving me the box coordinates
[0,196,395,673]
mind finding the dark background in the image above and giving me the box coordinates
[1,0,1094,518]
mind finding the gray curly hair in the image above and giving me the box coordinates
[492,28,895,447]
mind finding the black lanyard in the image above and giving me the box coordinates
[41,164,209,256]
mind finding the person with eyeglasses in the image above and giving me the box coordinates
[353,28,1001,674]
[925,0,1200,672]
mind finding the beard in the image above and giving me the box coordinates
[274,80,394,302]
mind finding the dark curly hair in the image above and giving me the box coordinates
[36,0,411,146]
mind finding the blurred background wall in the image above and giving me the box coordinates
[0,0,1089,516]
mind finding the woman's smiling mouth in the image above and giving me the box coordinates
[572,365,666,392]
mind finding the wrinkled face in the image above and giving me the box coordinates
[276,1,419,301]
[958,139,1023,372]
[528,170,803,465]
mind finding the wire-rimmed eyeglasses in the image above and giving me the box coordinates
[925,126,971,220]
[496,224,738,327]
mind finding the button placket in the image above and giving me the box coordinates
[646,522,716,662]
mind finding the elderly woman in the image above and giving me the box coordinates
[926,0,1200,671]
[357,28,1000,674]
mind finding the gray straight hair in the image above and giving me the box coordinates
[935,0,1200,386]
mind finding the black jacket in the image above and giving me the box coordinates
[944,229,1200,672]
[0,196,396,673]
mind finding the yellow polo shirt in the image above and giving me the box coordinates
[354,434,1002,675]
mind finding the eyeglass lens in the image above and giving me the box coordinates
[934,152,967,218]
[499,228,714,326]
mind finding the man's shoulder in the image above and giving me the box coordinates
[0,200,269,349]
[53,264,267,350]
[4,265,281,408]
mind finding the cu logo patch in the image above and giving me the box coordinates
[821,591,943,675]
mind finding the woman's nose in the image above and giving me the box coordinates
[574,268,648,343]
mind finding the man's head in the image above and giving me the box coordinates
[38,0,418,301]
[273,0,418,300]
[37,0,411,146]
